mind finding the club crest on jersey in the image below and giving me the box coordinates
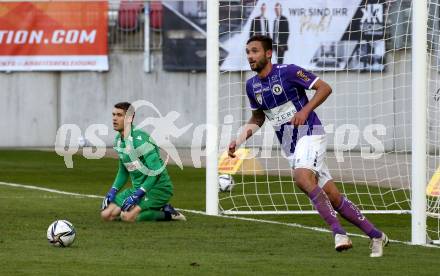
[255,93,263,104]
[296,70,310,82]
[272,84,283,95]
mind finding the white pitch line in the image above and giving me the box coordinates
[0,181,438,248]
[0,181,101,198]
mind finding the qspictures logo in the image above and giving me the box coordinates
[55,100,387,173]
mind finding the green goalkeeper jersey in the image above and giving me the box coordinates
[111,125,173,193]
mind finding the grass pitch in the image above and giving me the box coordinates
[0,150,438,275]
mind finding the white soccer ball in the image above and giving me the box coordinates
[47,220,76,247]
[218,174,235,192]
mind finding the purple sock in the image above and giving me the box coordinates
[309,186,346,236]
[335,196,382,239]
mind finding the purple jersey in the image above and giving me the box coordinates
[245,64,324,154]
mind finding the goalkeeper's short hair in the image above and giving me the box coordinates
[114,102,132,112]
[114,102,135,118]
[247,35,273,52]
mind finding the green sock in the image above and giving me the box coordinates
[136,210,166,222]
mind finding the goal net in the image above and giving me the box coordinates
[212,0,440,243]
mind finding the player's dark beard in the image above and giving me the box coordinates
[251,57,268,73]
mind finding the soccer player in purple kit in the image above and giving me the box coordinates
[228,35,389,257]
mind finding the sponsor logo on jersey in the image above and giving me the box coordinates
[296,70,310,82]
[253,82,262,88]
[263,101,297,127]
[123,160,142,172]
[256,93,263,104]
[271,75,278,81]
[272,84,283,95]
[262,87,270,92]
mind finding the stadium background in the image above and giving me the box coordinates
[2,0,438,189]
[0,0,428,152]
[0,1,440,274]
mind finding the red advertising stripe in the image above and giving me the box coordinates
[0,1,108,56]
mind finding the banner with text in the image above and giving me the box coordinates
[0,1,108,71]
[221,0,386,72]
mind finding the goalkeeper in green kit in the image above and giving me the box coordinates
[101,102,186,222]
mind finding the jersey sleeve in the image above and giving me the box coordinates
[246,80,260,110]
[112,160,129,190]
[287,64,319,90]
[112,134,128,190]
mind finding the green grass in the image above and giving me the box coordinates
[0,150,439,275]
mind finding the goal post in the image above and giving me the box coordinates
[206,0,220,216]
[411,0,427,245]
[206,0,435,245]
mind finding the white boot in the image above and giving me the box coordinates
[370,233,389,257]
[334,234,353,252]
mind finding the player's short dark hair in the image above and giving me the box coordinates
[114,102,136,119]
[114,102,132,112]
[247,35,273,51]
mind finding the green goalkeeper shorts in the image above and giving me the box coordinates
[114,185,173,211]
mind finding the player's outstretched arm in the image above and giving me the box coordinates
[229,109,265,158]
[291,79,332,127]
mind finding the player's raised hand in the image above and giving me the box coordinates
[291,109,309,127]
[228,141,237,158]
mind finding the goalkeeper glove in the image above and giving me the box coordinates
[101,187,118,210]
[121,188,146,212]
